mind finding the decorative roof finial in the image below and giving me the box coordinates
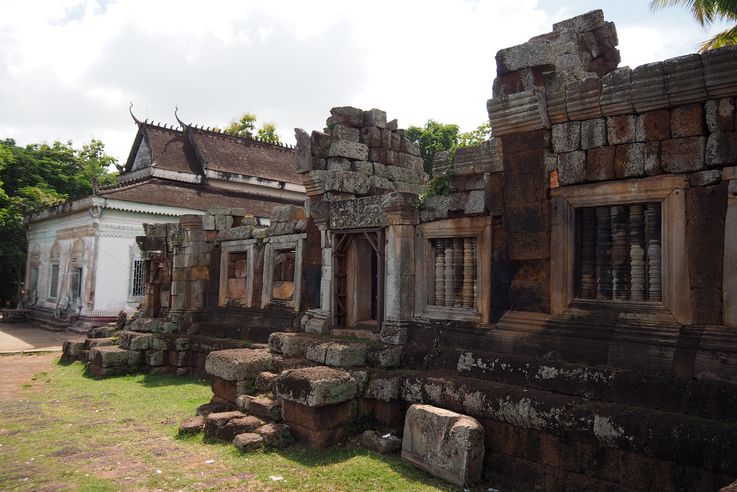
[129,102,142,124]
[174,105,188,130]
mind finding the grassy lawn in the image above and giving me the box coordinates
[0,355,459,491]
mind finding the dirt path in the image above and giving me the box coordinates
[0,352,59,399]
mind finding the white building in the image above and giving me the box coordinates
[25,114,304,331]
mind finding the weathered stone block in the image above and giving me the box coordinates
[580,118,607,149]
[275,366,358,407]
[304,341,368,368]
[295,128,312,173]
[178,415,204,436]
[706,132,737,167]
[205,349,273,382]
[689,170,722,186]
[495,39,554,76]
[614,143,646,178]
[329,106,364,128]
[508,232,549,260]
[601,67,634,116]
[363,108,387,128]
[566,77,603,120]
[664,53,706,106]
[328,141,369,161]
[311,131,332,159]
[553,9,604,33]
[323,170,370,195]
[268,332,315,357]
[90,346,130,369]
[255,423,294,448]
[237,395,281,421]
[671,104,704,138]
[552,122,581,153]
[233,432,264,452]
[606,114,636,145]
[636,110,671,142]
[586,146,616,182]
[362,430,402,454]
[557,151,586,185]
[705,98,736,133]
[632,62,668,113]
[326,157,351,171]
[661,137,706,173]
[331,124,360,142]
[401,404,484,487]
[702,45,737,98]
[645,141,662,176]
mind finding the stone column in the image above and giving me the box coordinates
[303,203,332,334]
[580,208,597,299]
[595,206,612,299]
[434,240,445,306]
[724,168,737,327]
[380,192,418,345]
[645,203,662,302]
[610,205,628,300]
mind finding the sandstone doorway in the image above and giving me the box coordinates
[332,229,384,333]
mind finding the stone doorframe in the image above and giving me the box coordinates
[261,233,306,311]
[414,216,493,324]
[219,239,258,308]
[550,175,693,325]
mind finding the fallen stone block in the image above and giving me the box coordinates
[205,349,273,381]
[178,415,205,436]
[362,430,402,454]
[281,399,357,430]
[286,422,351,448]
[268,332,317,357]
[255,423,294,448]
[233,432,264,452]
[305,341,368,368]
[61,338,86,362]
[275,366,358,407]
[237,395,281,422]
[256,371,278,393]
[204,411,264,443]
[89,346,130,369]
[401,404,485,487]
[196,401,231,417]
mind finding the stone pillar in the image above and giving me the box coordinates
[595,206,612,299]
[724,168,737,327]
[645,203,662,302]
[434,240,445,306]
[610,205,628,300]
[580,208,597,299]
[303,214,332,335]
[380,192,418,345]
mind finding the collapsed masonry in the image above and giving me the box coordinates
[63,9,737,491]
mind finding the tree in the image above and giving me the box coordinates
[223,112,257,138]
[405,120,460,175]
[257,122,281,144]
[222,113,281,144]
[406,120,492,175]
[651,0,737,51]
[0,139,118,303]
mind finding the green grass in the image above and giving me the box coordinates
[0,357,459,491]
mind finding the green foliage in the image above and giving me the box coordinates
[405,120,460,176]
[223,112,257,138]
[224,112,281,144]
[0,359,450,491]
[418,167,454,208]
[0,138,118,302]
[406,120,492,176]
[257,122,281,144]
[458,122,492,148]
[650,0,737,51]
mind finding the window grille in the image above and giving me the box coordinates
[131,260,146,297]
[429,237,478,309]
[576,203,662,301]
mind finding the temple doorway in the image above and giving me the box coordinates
[332,229,384,332]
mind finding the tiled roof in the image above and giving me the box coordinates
[99,177,297,216]
[143,124,202,175]
[187,127,301,185]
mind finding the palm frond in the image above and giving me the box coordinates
[699,23,737,50]
[649,0,736,25]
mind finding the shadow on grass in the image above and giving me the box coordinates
[57,359,210,389]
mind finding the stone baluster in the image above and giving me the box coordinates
[434,240,445,306]
[453,238,464,307]
[629,204,646,301]
[610,206,629,300]
[462,237,474,308]
[472,238,478,306]
[444,239,454,308]
[645,203,662,301]
[580,208,597,299]
[595,206,612,299]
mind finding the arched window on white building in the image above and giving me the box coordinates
[129,243,145,301]
[48,242,61,300]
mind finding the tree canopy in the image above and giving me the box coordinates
[650,0,737,51]
[406,120,492,175]
[222,112,281,144]
[0,138,118,303]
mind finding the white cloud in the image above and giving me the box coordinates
[0,0,732,163]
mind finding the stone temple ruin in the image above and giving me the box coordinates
[62,10,737,490]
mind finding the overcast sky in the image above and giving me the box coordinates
[0,0,732,164]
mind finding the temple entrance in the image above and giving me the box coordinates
[332,229,384,332]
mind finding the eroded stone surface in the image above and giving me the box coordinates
[275,366,358,407]
[401,404,485,487]
[205,349,274,381]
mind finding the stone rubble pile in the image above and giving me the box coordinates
[295,106,428,200]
